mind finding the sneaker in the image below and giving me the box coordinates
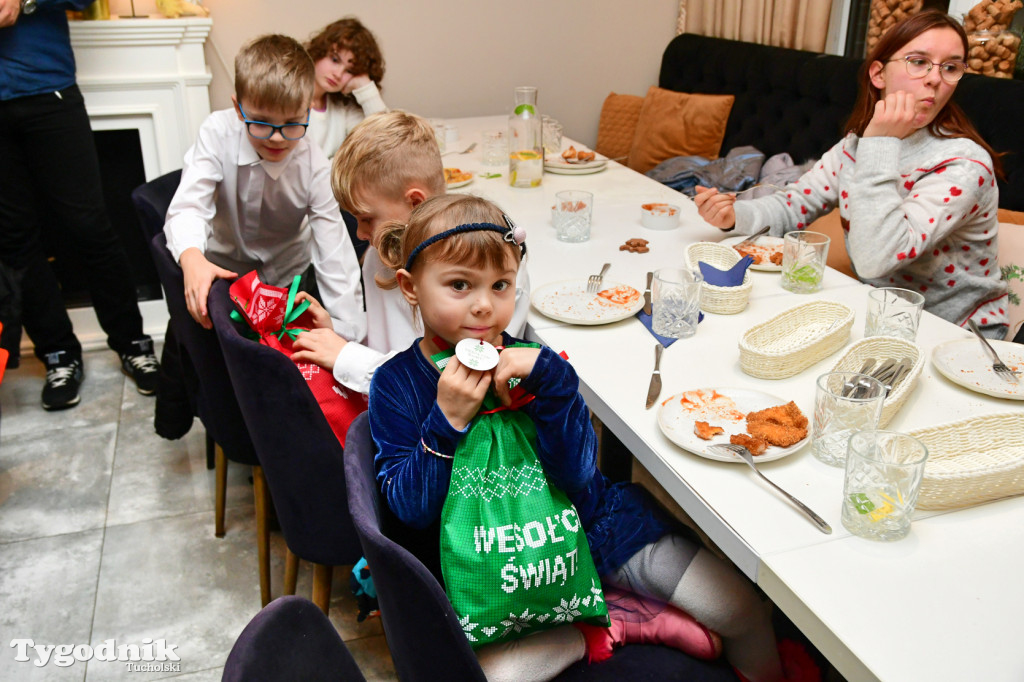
[121,350,160,395]
[42,357,84,411]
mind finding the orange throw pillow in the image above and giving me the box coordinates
[596,92,644,161]
[627,86,734,174]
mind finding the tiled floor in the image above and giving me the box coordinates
[0,347,397,681]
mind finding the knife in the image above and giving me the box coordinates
[643,271,653,316]
[645,344,663,409]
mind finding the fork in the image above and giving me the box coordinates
[732,225,771,250]
[442,142,477,156]
[967,319,1020,381]
[709,443,832,534]
[587,263,611,294]
[732,183,789,196]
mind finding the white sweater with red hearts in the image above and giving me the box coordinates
[734,129,1009,337]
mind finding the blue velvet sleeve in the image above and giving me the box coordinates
[520,346,599,494]
[368,349,465,529]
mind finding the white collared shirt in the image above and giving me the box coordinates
[163,108,366,342]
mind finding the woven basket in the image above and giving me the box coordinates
[739,301,854,379]
[685,242,753,314]
[911,413,1024,510]
[828,336,924,427]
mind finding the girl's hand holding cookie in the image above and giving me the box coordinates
[863,91,919,139]
[437,356,491,430]
[492,347,541,407]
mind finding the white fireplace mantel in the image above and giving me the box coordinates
[70,17,213,181]
[60,17,214,349]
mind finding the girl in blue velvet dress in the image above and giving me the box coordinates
[367,194,802,682]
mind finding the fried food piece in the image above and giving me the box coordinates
[734,245,763,264]
[769,251,784,265]
[562,146,577,160]
[693,421,724,440]
[748,401,808,429]
[730,433,768,455]
[577,150,596,162]
[745,401,808,447]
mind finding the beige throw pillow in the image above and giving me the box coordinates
[627,86,734,174]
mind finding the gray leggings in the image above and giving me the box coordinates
[605,534,781,682]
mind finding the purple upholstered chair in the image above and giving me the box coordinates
[343,412,740,682]
[209,279,362,616]
[222,596,366,682]
[143,225,271,606]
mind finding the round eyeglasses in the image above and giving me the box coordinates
[237,103,310,140]
[886,55,967,84]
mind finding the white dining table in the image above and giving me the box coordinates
[442,116,1024,682]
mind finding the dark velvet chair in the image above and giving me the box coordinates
[136,177,271,607]
[343,412,739,682]
[222,595,366,682]
[208,278,362,616]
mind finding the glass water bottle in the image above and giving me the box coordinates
[508,86,543,188]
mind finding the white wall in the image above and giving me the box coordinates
[110,0,681,148]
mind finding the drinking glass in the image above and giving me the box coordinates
[429,119,446,154]
[865,287,926,340]
[812,372,886,467]
[542,115,563,157]
[781,231,830,293]
[553,190,592,243]
[481,130,507,166]
[841,430,929,541]
[652,268,703,339]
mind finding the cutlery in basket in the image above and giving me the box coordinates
[587,263,611,294]
[967,319,1020,382]
[708,443,832,534]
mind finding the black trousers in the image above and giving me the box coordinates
[0,85,148,363]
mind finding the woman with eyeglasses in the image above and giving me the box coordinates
[696,10,1009,338]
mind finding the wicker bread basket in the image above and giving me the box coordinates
[911,413,1024,510]
[828,336,924,427]
[685,242,753,314]
[739,301,854,379]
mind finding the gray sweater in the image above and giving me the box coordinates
[735,130,1008,337]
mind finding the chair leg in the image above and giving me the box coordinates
[205,431,215,470]
[253,465,272,608]
[312,563,333,616]
[214,445,227,538]
[284,548,299,596]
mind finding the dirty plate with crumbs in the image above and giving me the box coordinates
[531,279,643,325]
[931,339,1024,400]
[657,387,809,462]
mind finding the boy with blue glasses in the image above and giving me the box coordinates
[163,34,363,340]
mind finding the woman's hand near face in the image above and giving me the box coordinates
[343,74,372,95]
[863,91,919,139]
[492,347,541,407]
[437,356,491,431]
[694,185,737,230]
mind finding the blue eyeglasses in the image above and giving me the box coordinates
[237,103,310,140]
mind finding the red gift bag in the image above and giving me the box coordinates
[228,271,367,446]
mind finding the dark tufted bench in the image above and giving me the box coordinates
[659,33,1024,211]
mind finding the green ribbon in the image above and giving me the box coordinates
[229,275,311,342]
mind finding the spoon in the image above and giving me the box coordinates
[442,142,477,156]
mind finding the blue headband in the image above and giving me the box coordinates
[404,215,527,271]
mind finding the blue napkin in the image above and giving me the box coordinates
[698,255,754,287]
[636,309,704,347]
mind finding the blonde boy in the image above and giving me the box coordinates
[163,34,364,344]
[291,110,530,393]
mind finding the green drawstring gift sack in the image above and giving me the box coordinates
[433,344,608,648]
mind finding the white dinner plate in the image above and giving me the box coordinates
[719,235,785,272]
[446,172,474,189]
[657,387,809,462]
[544,157,608,175]
[531,279,643,325]
[931,338,1024,400]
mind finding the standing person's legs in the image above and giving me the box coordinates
[0,92,86,408]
